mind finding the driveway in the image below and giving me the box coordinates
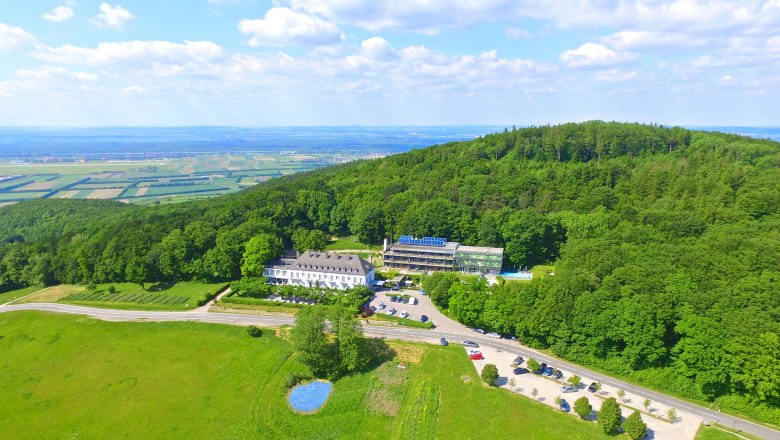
[367,288,471,334]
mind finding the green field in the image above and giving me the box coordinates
[325,236,382,251]
[695,424,762,440]
[0,286,42,305]
[61,282,227,310]
[0,153,355,206]
[0,312,618,439]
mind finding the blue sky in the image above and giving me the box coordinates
[0,1,778,126]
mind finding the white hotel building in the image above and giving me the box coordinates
[263,251,375,290]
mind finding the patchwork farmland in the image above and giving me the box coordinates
[0,153,354,206]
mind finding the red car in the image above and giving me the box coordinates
[469,352,484,360]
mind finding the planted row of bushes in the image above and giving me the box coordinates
[230,277,372,311]
[370,313,434,329]
[219,295,306,309]
[65,291,189,305]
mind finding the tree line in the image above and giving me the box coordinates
[0,121,778,423]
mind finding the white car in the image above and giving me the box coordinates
[400,311,409,319]
[468,349,482,355]
[487,332,501,339]
[388,308,397,315]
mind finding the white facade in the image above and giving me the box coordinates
[263,251,375,290]
[264,266,375,290]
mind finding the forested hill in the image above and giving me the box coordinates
[1,121,779,422]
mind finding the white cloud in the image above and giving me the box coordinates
[92,3,135,30]
[0,23,36,52]
[34,40,224,67]
[15,66,98,82]
[238,7,343,47]
[600,30,715,51]
[42,6,75,23]
[560,43,636,69]
[121,85,145,94]
[360,37,398,61]
[506,27,532,40]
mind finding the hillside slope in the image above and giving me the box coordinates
[1,121,778,423]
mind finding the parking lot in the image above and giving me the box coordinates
[366,288,472,334]
[466,344,703,440]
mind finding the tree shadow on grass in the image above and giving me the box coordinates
[147,282,174,292]
[363,338,398,372]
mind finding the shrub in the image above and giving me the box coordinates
[527,358,540,372]
[567,374,581,387]
[107,285,117,294]
[624,411,647,439]
[574,396,592,419]
[481,364,499,386]
[597,397,622,434]
[247,326,263,338]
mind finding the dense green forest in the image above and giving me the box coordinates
[1,121,778,423]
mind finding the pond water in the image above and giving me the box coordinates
[288,380,333,413]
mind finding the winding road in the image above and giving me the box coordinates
[1,301,777,440]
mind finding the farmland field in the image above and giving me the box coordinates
[59,282,228,310]
[0,153,358,206]
[0,312,616,440]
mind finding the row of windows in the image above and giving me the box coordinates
[266,268,364,284]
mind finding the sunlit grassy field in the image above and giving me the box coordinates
[0,311,619,439]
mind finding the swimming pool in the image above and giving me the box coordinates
[500,272,533,280]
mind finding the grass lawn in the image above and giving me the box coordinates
[60,282,227,310]
[0,311,618,440]
[0,286,43,305]
[16,284,85,303]
[695,424,763,440]
[325,236,382,251]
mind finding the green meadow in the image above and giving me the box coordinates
[0,311,618,439]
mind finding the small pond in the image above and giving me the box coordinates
[288,380,333,413]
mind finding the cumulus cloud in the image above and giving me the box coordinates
[360,37,398,61]
[238,7,343,47]
[0,23,36,52]
[560,43,636,69]
[600,30,715,51]
[34,40,224,66]
[42,6,75,23]
[92,3,135,30]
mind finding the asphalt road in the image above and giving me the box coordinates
[1,302,777,440]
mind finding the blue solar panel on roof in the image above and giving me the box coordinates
[397,235,447,247]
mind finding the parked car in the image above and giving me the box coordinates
[513,367,530,375]
[440,337,448,346]
[544,366,554,376]
[469,352,484,360]
[370,305,377,312]
[560,399,571,412]
[536,362,547,374]
[389,296,398,302]
[419,289,427,295]
[463,341,480,348]
[378,302,386,309]
[552,369,563,379]
[388,308,397,315]
[474,328,487,334]
[391,284,400,291]
[561,385,577,393]
[400,311,409,319]
[511,356,525,367]
[419,315,429,323]
[400,297,408,304]
[587,382,599,393]
[409,297,417,305]
[486,332,501,339]
[468,349,482,356]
